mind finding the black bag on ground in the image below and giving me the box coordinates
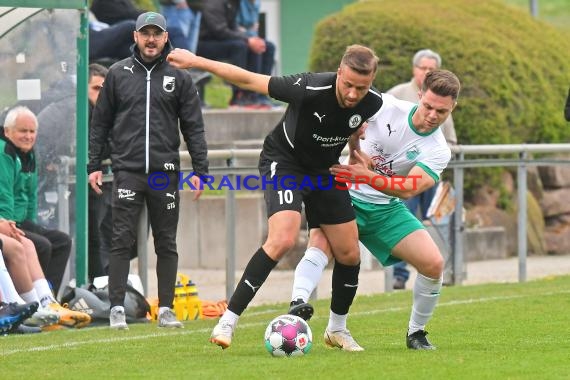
[60,284,150,325]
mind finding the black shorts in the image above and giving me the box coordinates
[259,159,355,228]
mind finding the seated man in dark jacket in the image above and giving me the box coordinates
[198,0,270,108]
[89,13,137,63]
[89,0,196,77]
[159,0,203,53]
[90,0,144,25]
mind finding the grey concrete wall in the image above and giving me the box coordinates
[425,224,507,283]
[180,109,284,150]
[146,191,266,270]
[464,226,507,261]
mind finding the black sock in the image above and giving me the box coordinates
[330,260,360,315]
[228,247,277,315]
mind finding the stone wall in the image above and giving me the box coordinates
[538,162,570,254]
[146,191,266,270]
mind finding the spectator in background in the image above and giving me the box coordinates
[237,0,276,107]
[91,0,144,64]
[159,0,203,53]
[159,0,212,107]
[90,0,144,26]
[86,63,109,282]
[198,0,269,108]
[87,63,138,274]
[564,89,570,121]
[34,79,75,231]
[89,13,137,63]
[91,0,210,89]
[386,49,457,290]
[90,0,188,58]
[0,107,72,297]
[388,49,457,144]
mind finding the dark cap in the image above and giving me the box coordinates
[135,12,167,32]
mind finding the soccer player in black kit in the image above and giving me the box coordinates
[168,44,383,350]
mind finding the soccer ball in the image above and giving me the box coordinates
[264,314,312,357]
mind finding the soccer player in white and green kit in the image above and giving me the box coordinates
[289,69,461,350]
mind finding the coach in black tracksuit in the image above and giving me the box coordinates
[88,12,208,329]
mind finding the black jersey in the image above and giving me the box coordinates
[263,72,383,174]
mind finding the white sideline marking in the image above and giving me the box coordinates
[0,330,212,356]
[2,289,568,356]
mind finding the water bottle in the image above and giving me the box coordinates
[173,281,186,320]
[186,280,202,320]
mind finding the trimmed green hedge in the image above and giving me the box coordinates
[309,0,570,144]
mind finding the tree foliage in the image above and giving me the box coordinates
[309,0,570,145]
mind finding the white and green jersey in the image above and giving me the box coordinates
[348,93,451,205]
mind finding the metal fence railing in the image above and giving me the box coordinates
[58,144,570,298]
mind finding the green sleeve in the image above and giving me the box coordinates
[417,162,440,183]
[0,151,17,220]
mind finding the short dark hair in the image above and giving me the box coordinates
[340,44,379,76]
[89,63,108,81]
[422,69,461,101]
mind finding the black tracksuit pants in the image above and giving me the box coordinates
[108,171,180,309]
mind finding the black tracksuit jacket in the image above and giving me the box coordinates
[88,43,208,177]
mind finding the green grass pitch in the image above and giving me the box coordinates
[2,275,569,379]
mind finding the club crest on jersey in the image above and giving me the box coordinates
[406,146,420,160]
[348,114,362,129]
[163,76,175,92]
